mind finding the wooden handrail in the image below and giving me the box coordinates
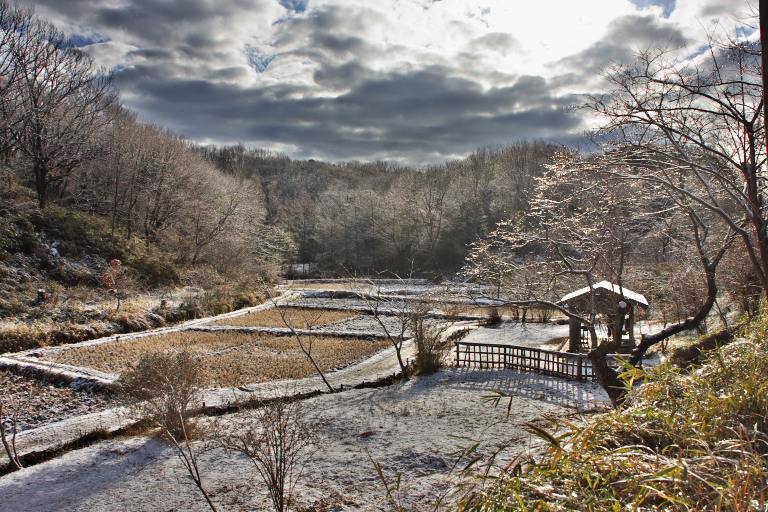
[454,341,634,383]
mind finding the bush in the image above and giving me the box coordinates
[36,207,121,260]
[0,212,37,260]
[481,306,502,326]
[232,291,264,310]
[124,239,181,288]
[219,399,320,512]
[666,326,737,369]
[178,298,206,320]
[119,351,201,439]
[410,310,452,375]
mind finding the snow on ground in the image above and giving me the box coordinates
[0,367,608,512]
[0,282,610,511]
[461,321,569,349]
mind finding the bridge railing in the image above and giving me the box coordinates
[454,341,633,382]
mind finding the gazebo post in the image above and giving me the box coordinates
[568,315,581,352]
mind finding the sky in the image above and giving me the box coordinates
[18,0,754,165]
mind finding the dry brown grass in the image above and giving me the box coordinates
[208,308,359,328]
[200,336,389,387]
[45,330,388,387]
[47,331,266,373]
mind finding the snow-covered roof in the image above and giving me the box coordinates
[558,280,649,307]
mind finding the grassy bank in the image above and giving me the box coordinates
[460,317,768,511]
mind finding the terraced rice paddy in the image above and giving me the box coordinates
[45,330,389,387]
[209,307,359,328]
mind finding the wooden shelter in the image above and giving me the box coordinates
[558,281,649,352]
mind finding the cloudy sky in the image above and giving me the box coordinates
[19,0,753,165]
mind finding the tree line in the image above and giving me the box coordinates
[197,140,559,276]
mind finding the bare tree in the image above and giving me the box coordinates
[357,279,416,380]
[219,398,319,512]
[0,1,118,208]
[0,2,28,156]
[583,29,765,295]
[464,26,761,404]
[271,299,335,392]
[464,157,734,404]
[119,351,219,512]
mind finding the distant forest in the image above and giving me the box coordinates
[197,140,559,276]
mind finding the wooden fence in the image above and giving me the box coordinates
[454,341,634,382]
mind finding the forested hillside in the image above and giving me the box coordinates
[199,140,558,275]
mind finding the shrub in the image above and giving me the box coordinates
[119,351,201,439]
[36,207,121,260]
[0,212,37,260]
[481,306,502,326]
[410,309,453,375]
[178,298,205,320]
[219,399,320,512]
[124,239,181,288]
[108,312,154,333]
[231,291,263,310]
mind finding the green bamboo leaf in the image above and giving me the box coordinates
[525,423,561,450]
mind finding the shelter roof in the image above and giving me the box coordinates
[558,281,648,308]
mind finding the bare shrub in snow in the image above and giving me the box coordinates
[218,399,320,512]
[119,350,200,439]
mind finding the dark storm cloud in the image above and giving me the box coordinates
[21,0,270,48]
[553,14,687,77]
[18,0,713,165]
[313,62,373,90]
[116,65,583,163]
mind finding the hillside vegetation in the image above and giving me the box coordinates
[459,318,768,511]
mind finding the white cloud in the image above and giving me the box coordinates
[17,0,755,164]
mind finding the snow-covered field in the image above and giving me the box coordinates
[0,282,611,511]
[0,367,608,512]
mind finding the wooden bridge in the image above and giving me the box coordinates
[454,341,634,383]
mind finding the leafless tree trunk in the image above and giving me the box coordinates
[271,298,335,392]
[0,2,118,209]
[357,278,415,380]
